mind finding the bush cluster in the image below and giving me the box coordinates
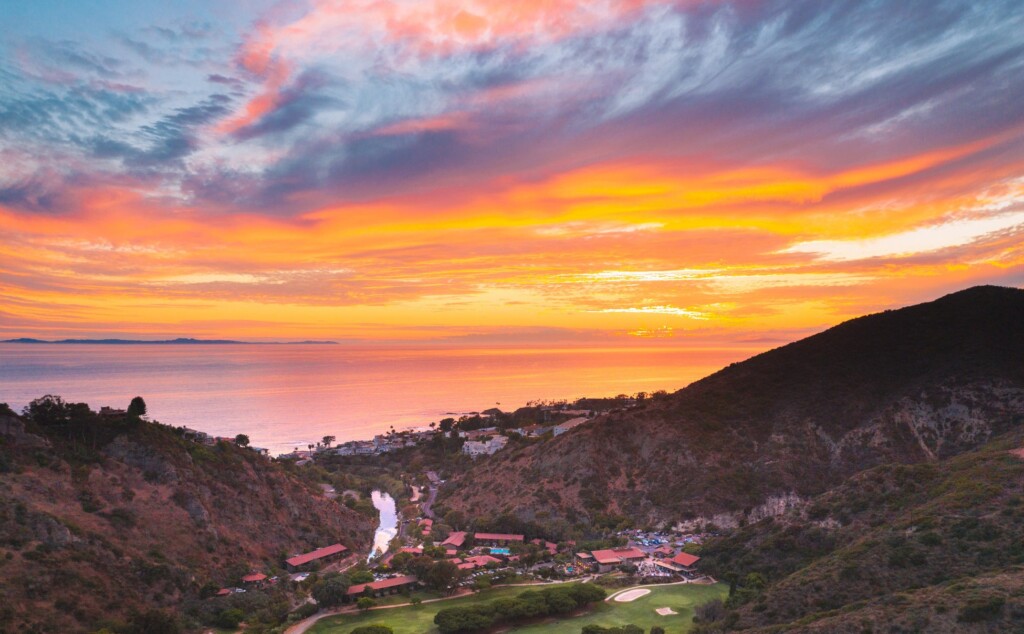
[433,583,606,633]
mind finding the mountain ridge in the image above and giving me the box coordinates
[438,285,1024,528]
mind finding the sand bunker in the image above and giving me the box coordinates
[614,589,651,602]
[656,607,678,616]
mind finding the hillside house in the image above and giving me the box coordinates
[553,417,590,436]
[285,543,348,571]
[419,518,433,536]
[462,435,508,458]
[241,573,267,588]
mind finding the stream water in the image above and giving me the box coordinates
[369,490,398,562]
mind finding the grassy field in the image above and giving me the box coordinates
[307,582,727,634]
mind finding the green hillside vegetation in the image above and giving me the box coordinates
[693,430,1024,632]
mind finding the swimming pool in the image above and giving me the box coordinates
[489,547,511,555]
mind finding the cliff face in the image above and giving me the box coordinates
[0,411,374,633]
[439,286,1024,527]
[698,430,1024,633]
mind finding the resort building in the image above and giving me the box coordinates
[590,547,646,572]
[345,575,419,598]
[474,532,525,546]
[441,531,467,548]
[285,543,348,571]
[655,552,701,575]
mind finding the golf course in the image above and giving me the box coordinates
[307,582,727,633]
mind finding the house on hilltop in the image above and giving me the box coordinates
[553,417,590,436]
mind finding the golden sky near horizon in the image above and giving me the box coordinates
[1,0,1022,344]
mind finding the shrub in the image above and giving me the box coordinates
[958,595,1005,622]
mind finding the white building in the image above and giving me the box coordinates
[462,435,508,458]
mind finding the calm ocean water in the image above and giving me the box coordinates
[0,343,756,455]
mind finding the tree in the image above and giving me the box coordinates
[23,394,70,426]
[322,435,335,448]
[349,569,374,584]
[311,574,350,608]
[234,434,250,447]
[423,560,462,594]
[127,396,147,417]
[650,628,666,634]
[356,597,376,612]
[127,609,180,634]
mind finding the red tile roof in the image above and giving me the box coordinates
[441,531,467,547]
[474,532,524,542]
[242,573,267,583]
[285,543,348,567]
[346,575,418,595]
[671,552,700,567]
[399,547,423,555]
[458,554,502,570]
[591,547,646,565]
[215,588,232,596]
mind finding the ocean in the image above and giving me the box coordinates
[0,343,757,455]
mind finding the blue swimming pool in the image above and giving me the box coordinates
[489,547,511,555]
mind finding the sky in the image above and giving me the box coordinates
[1,0,1023,345]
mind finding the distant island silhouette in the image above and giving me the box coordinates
[3,337,337,345]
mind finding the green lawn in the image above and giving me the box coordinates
[307,583,727,634]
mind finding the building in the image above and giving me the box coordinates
[590,547,646,572]
[462,435,508,458]
[419,518,433,536]
[458,555,502,570]
[474,532,525,546]
[553,417,590,436]
[658,551,701,573]
[285,543,349,571]
[99,406,127,419]
[345,575,419,598]
[531,538,558,555]
[576,552,595,570]
[653,545,675,558]
[441,531,467,549]
[241,573,267,588]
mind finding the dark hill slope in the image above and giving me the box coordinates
[439,286,1024,528]
[0,406,373,633]
[694,430,1024,633]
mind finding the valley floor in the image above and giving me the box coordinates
[305,582,727,634]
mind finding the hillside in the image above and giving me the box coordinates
[0,399,374,633]
[438,286,1024,529]
[693,429,1024,632]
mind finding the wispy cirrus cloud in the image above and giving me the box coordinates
[0,0,1022,342]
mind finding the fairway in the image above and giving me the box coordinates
[306,583,727,634]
